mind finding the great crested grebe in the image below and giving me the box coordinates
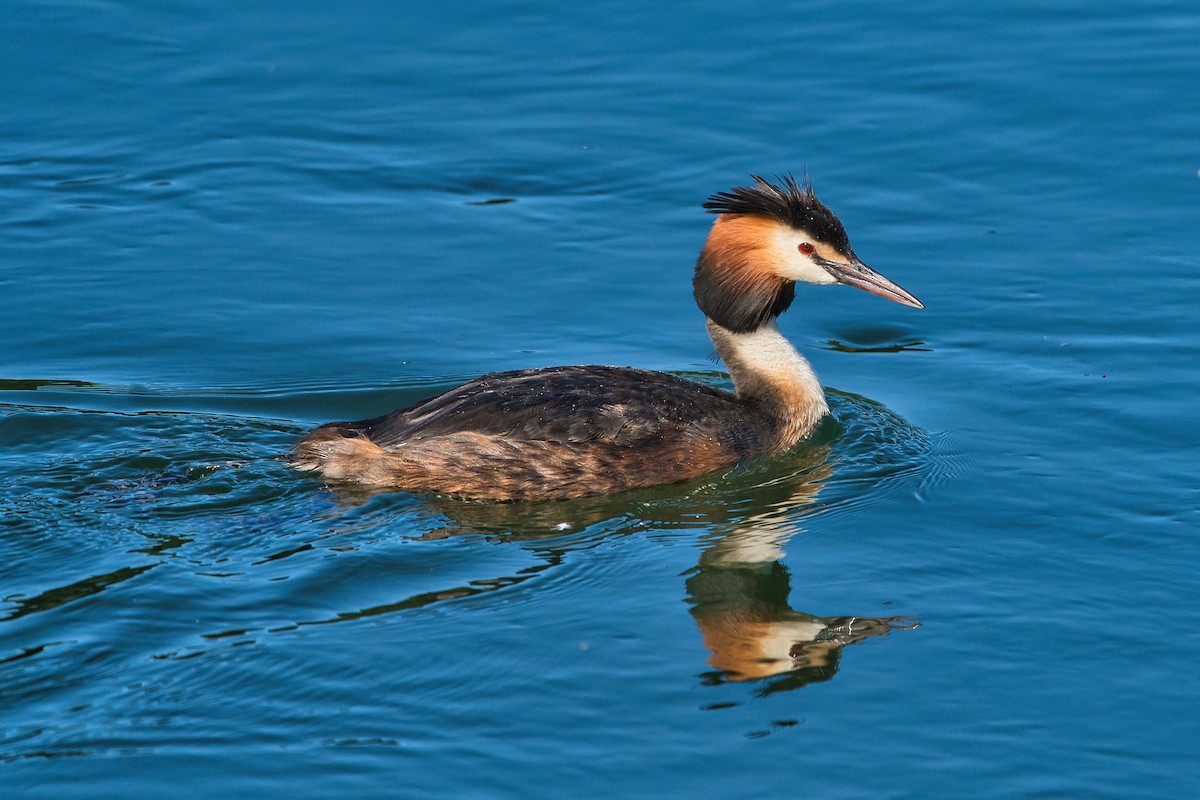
[291,175,922,501]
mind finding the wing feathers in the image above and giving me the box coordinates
[361,366,743,448]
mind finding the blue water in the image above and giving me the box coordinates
[3,1,1199,797]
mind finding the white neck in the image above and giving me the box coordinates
[706,318,829,445]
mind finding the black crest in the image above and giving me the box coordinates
[703,174,852,252]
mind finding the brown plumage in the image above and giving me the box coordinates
[291,175,922,501]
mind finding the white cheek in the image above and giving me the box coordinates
[769,228,837,284]
[781,253,837,284]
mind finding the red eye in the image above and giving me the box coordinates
[798,242,815,255]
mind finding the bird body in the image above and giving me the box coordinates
[291,175,921,501]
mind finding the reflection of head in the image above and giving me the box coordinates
[677,442,918,691]
[695,607,845,682]
[688,562,842,683]
[688,546,917,689]
[685,450,828,685]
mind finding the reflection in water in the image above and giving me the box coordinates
[0,564,156,623]
[325,436,920,695]
[819,339,931,354]
[24,398,926,682]
[688,561,916,694]
[684,444,918,694]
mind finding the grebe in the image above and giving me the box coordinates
[291,175,922,501]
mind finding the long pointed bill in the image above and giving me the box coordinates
[820,258,924,309]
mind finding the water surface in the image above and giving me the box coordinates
[2,1,1198,797]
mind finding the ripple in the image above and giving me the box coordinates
[819,390,964,512]
[0,383,951,763]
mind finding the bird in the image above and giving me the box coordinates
[290,175,922,502]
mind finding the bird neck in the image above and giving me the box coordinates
[706,317,829,447]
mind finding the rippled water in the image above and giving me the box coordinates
[3,1,1199,797]
[2,390,950,787]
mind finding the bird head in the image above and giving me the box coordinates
[693,174,922,333]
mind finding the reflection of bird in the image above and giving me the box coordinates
[688,561,918,688]
[684,456,917,691]
[291,175,922,501]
